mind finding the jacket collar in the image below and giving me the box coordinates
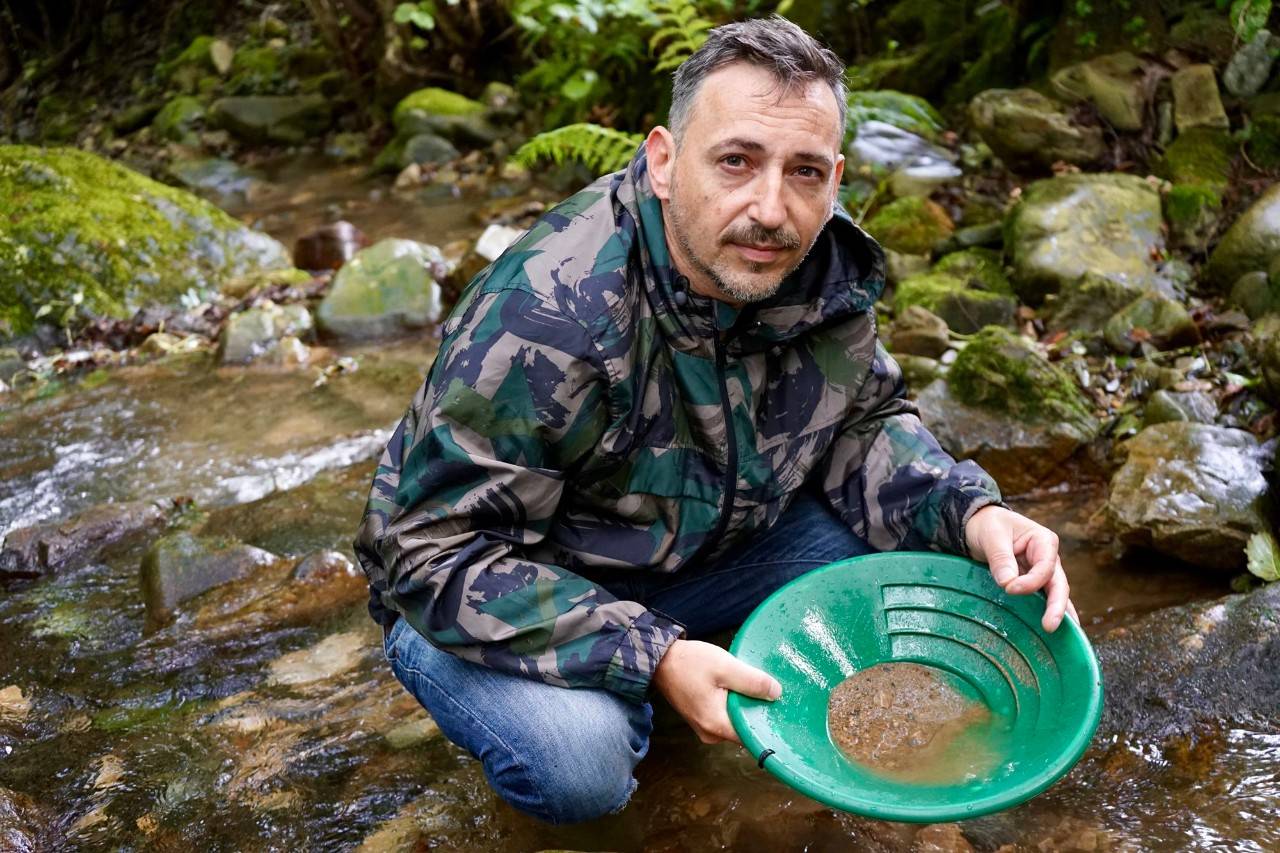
[615,147,887,356]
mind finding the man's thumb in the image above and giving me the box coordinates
[988,544,1019,587]
[721,657,782,701]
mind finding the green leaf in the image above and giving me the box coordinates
[1231,0,1272,42]
[1246,531,1280,582]
[35,304,53,319]
[560,68,598,101]
[393,2,417,23]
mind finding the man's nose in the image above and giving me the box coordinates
[748,171,787,230]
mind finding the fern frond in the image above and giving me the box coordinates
[649,0,710,72]
[512,123,644,176]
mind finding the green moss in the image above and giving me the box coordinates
[393,88,485,128]
[846,90,944,142]
[932,248,1012,294]
[35,94,82,143]
[228,45,283,94]
[1157,128,1233,194]
[893,271,1016,333]
[864,197,954,256]
[894,272,964,313]
[158,35,216,80]
[0,145,290,337]
[152,95,205,142]
[1164,183,1223,251]
[948,326,1093,427]
[1247,115,1280,171]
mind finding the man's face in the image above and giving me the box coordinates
[646,62,846,305]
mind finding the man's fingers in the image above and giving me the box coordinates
[1006,530,1059,594]
[1067,599,1079,624]
[1041,560,1069,632]
[718,657,782,701]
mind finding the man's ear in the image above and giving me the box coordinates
[829,153,846,217]
[645,126,676,201]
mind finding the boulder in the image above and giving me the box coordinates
[1205,183,1280,291]
[1050,52,1150,132]
[1106,422,1272,569]
[316,239,446,340]
[399,133,459,168]
[1256,315,1280,404]
[1005,173,1164,304]
[151,96,205,144]
[864,197,954,256]
[1103,291,1197,353]
[1155,128,1233,253]
[1228,270,1280,319]
[474,223,524,263]
[968,88,1106,172]
[846,90,944,141]
[1224,29,1278,97]
[391,87,496,148]
[892,272,1016,334]
[846,121,960,196]
[166,158,264,207]
[140,532,279,622]
[0,146,291,338]
[1170,64,1229,132]
[1142,390,1217,427]
[208,95,332,145]
[1046,272,1139,336]
[0,500,168,579]
[888,305,950,359]
[219,302,313,364]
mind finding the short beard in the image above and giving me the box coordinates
[666,183,812,304]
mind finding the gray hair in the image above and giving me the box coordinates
[668,16,847,147]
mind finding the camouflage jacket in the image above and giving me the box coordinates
[353,150,1003,703]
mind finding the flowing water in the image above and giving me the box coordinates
[0,163,1275,852]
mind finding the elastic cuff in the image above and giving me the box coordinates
[603,609,686,703]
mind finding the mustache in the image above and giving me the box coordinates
[720,223,802,251]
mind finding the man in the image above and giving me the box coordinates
[355,16,1074,825]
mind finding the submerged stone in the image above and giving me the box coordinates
[0,499,169,579]
[268,630,366,687]
[0,146,291,337]
[1106,422,1271,569]
[140,532,278,623]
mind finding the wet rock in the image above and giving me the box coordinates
[1050,52,1150,132]
[0,145,292,337]
[1046,272,1138,337]
[0,787,52,851]
[316,239,446,340]
[325,131,369,162]
[401,133,459,169]
[864,197,954,256]
[846,121,960,196]
[884,249,932,284]
[474,223,524,262]
[1006,173,1164,305]
[914,822,973,852]
[1106,423,1271,570]
[260,335,312,368]
[968,88,1105,172]
[1205,183,1280,291]
[1255,315,1280,404]
[1224,29,1278,97]
[384,715,441,750]
[292,221,369,273]
[140,531,278,622]
[208,95,332,145]
[847,90,944,140]
[1143,390,1217,428]
[0,499,168,579]
[0,686,31,720]
[1096,582,1280,739]
[219,301,313,364]
[292,549,356,582]
[1170,64,1229,132]
[268,630,367,687]
[1228,270,1280,319]
[1103,291,1197,353]
[893,271,1016,335]
[889,305,950,359]
[896,354,942,389]
[167,158,264,207]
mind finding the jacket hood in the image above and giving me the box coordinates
[614,147,887,355]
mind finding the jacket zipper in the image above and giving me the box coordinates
[708,330,737,551]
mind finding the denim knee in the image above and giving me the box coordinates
[383,618,652,825]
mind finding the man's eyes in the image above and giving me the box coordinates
[718,156,824,180]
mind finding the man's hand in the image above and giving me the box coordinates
[652,639,781,744]
[965,504,1078,632]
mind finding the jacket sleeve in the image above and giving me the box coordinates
[354,286,684,703]
[820,338,1005,555]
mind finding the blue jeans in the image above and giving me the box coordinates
[381,488,874,824]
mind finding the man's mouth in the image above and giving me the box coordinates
[732,243,786,262]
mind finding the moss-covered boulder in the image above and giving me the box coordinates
[1246,114,1280,171]
[1229,270,1280,319]
[219,302,313,364]
[1050,52,1149,132]
[915,327,1098,493]
[893,271,1015,334]
[151,95,206,144]
[864,197,953,256]
[391,87,496,148]
[1006,173,1164,304]
[208,95,332,145]
[1103,291,1197,353]
[968,88,1106,172]
[1205,183,1280,290]
[846,90,944,142]
[1143,390,1217,428]
[1106,423,1272,569]
[1046,272,1141,337]
[0,146,291,338]
[157,36,235,92]
[316,239,445,339]
[1171,64,1229,133]
[1156,127,1233,192]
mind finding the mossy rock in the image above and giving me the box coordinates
[968,88,1106,172]
[208,95,332,144]
[1046,272,1139,335]
[846,90,944,142]
[1246,114,1280,171]
[893,272,1016,334]
[151,95,205,143]
[317,238,445,339]
[932,248,1012,294]
[393,88,484,130]
[35,94,84,143]
[1103,291,1197,354]
[947,326,1093,429]
[156,35,229,90]
[227,45,282,94]
[1205,183,1280,290]
[1229,270,1280,318]
[1164,184,1223,253]
[864,197,953,256]
[391,88,496,148]
[0,145,291,338]
[1155,128,1232,194]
